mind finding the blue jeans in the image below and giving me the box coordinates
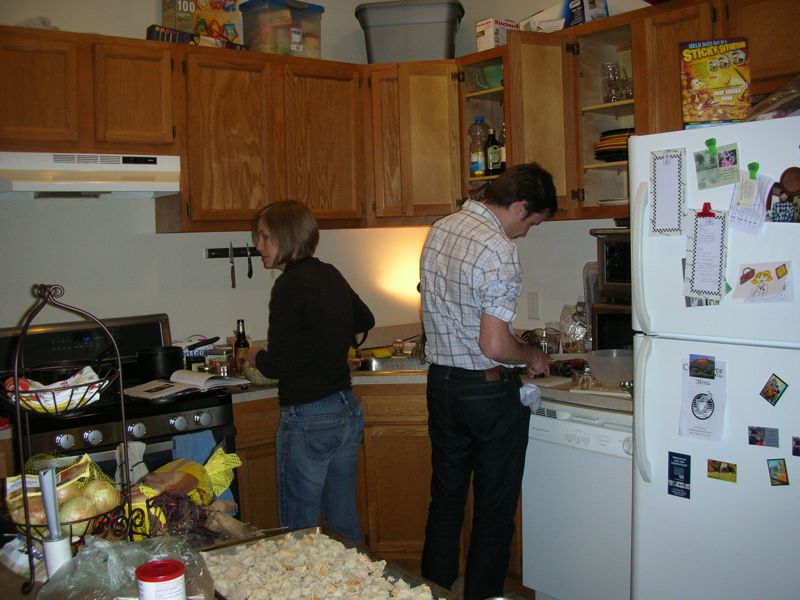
[421,364,529,600]
[276,389,364,541]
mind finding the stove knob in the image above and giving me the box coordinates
[55,433,75,450]
[194,412,213,428]
[83,429,103,446]
[127,422,147,439]
[170,415,188,431]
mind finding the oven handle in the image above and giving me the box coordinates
[86,440,174,464]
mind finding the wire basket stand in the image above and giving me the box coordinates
[6,284,137,594]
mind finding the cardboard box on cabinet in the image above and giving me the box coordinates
[162,0,244,45]
[475,17,518,52]
[519,0,608,32]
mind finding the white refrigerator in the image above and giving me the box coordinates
[629,116,800,600]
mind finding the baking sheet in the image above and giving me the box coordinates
[202,527,456,600]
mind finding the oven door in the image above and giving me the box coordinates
[81,425,238,507]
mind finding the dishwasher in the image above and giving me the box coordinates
[521,399,633,600]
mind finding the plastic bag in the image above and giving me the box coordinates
[37,534,215,600]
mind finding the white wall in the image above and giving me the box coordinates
[0,0,623,343]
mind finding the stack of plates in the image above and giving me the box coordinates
[593,128,634,162]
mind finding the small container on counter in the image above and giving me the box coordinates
[136,559,186,600]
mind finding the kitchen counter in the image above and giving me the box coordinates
[232,372,632,414]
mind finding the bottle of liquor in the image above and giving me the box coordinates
[484,128,502,176]
[468,115,489,177]
[498,122,507,172]
[233,319,249,376]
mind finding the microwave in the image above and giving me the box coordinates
[589,227,632,350]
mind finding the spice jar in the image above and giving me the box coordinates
[136,559,186,600]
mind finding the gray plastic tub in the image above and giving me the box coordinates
[355,0,464,63]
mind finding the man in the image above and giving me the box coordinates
[419,163,557,600]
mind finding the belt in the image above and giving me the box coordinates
[430,364,522,383]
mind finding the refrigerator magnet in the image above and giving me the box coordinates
[792,437,800,457]
[759,373,788,406]
[748,426,779,448]
[668,452,691,499]
[707,459,737,483]
[767,458,789,486]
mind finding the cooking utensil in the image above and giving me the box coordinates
[137,346,183,381]
[246,242,253,279]
[184,336,220,352]
[229,242,236,289]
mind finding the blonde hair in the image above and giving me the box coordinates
[251,200,319,266]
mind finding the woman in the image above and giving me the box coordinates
[246,200,375,541]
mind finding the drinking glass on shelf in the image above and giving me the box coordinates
[619,67,633,100]
[601,62,621,103]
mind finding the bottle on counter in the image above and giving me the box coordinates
[233,319,250,377]
[484,128,502,176]
[468,115,489,177]
[499,121,507,172]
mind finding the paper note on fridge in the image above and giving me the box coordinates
[732,261,793,302]
[649,149,685,235]
[679,359,727,441]
[684,209,728,301]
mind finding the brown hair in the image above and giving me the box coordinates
[483,162,558,218]
[251,200,319,266]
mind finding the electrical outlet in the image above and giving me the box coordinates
[527,292,540,320]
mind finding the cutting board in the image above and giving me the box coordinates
[529,375,573,388]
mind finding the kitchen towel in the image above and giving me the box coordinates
[519,382,542,412]
[173,430,235,504]
[116,441,149,485]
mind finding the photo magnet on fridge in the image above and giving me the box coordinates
[748,426,779,447]
[707,459,737,483]
[759,373,788,406]
[767,458,789,486]
[668,452,691,499]
[792,437,800,457]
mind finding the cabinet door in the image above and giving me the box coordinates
[0,34,79,143]
[93,43,174,144]
[185,52,278,222]
[367,64,403,218]
[280,61,363,223]
[398,61,460,216]
[508,32,575,215]
[724,0,800,95]
[641,1,715,133]
[234,398,280,529]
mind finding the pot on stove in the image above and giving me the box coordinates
[137,346,183,381]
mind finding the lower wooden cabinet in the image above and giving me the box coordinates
[0,436,15,479]
[233,398,280,530]
[233,385,524,582]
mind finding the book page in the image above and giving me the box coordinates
[169,369,248,390]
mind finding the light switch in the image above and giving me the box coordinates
[527,292,540,320]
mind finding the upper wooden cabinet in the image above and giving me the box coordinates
[279,60,364,225]
[0,31,80,144]
[182,51,278,225]
[93,43,175,144]
[364,61,460,225]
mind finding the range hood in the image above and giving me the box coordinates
[0,151,180,195]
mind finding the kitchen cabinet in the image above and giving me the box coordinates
[0,436,15,479]
[0,29,80,144]
[93,42,175,145]
[0,26,180,154]
[279,60,364,226]
[233,398,281,530]
[363,61,461,225]
[179,50,279,227]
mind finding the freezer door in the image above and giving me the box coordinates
[629,117,800,347]
[632,334,800,599]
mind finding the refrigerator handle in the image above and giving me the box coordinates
[631,181,651,333]
[633,334,652,482]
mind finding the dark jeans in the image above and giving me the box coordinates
[421,364,530,600]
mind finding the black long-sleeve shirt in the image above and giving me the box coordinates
[255,257,375,406]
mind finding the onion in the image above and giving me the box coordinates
[10,495,47,525]
[59,496,98,538]
[56,483,80,506]
[81,479,121,513]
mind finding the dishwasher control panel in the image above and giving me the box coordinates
[530,406,632,459]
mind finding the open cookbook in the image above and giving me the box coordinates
[125,369,249,400]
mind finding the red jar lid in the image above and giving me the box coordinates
[136,559,185,582]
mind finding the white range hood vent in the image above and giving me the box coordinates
[0,151,180,195]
